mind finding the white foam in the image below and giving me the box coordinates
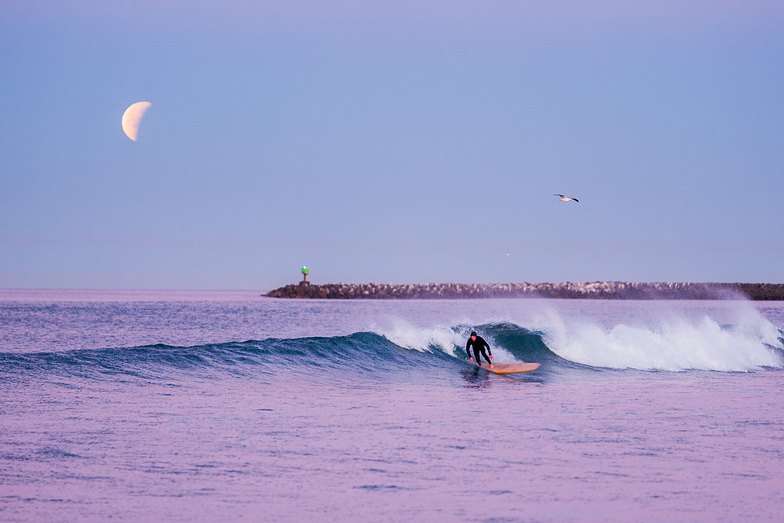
[377,321,526,364]
[376,301,784,372]
[380,321,465,356]
[544,308,783,372]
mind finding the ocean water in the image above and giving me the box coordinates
[1,290,783,521]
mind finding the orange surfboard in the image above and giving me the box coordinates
[478,362,541,374]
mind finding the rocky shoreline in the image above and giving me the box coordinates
[266,281,784,300]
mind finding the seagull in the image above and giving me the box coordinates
[555,194,579,202]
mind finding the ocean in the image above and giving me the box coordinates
[1,290,783,521]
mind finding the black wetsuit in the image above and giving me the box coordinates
[466,335,492,365]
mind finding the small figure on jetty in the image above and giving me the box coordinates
[555,193,579,202]
[301,266,309,283]
[466,331,493,369]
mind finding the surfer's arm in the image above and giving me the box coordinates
[465,340,472,358]
[484,340,492,357]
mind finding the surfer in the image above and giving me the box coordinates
[466,331,493,369]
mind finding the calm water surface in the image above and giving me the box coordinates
[1,290,783,521]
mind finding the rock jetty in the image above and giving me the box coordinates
[266,281,784,300]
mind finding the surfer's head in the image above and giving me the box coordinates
[470,331,477,339]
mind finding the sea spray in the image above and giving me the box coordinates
[378,321,524,364]
[541,303,784,372]
[375,301,784,372]
[379,322,465,356]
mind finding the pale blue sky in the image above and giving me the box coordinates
[2,1,783,289]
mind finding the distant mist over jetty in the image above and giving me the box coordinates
[266,282,784,300]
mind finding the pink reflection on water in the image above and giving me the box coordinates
[2,369,783,520]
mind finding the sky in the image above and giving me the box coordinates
[2,0,783,290]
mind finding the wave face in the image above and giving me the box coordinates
[2,319,781,382]
[0,333,455,382]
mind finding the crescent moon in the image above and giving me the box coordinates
[121,101,151,141]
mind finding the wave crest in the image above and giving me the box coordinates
[544,314,783,372]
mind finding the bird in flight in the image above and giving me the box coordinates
[554,194,579,202]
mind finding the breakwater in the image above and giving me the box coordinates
[266,281,784,300]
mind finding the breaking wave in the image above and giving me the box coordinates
[2,315,781,382]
